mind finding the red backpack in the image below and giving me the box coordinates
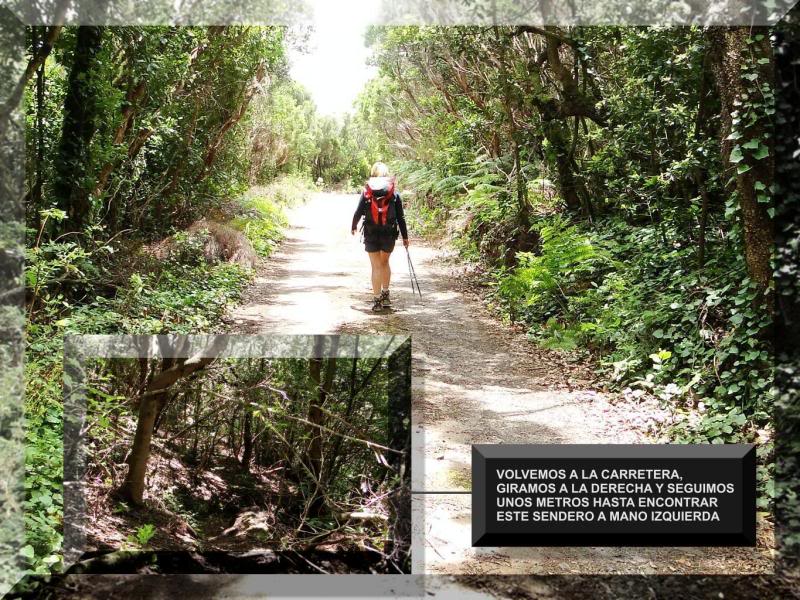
[364,177,397,229]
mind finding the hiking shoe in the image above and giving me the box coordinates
[380,289,391,308]
[371,297,384,313]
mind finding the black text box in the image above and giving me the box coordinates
[472,444,755,547]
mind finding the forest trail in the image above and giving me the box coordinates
[229,193,772,577]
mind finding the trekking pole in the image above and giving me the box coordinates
[405,247,422,300]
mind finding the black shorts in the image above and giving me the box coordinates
[364,233,396,253]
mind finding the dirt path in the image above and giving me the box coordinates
[229,192,772,579]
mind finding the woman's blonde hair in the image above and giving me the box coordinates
[370,162,389,177]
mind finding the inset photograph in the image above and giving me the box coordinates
[68,335,410,574]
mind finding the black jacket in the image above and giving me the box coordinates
[351,192,409,240]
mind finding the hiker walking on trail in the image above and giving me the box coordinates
[351,162,409,312]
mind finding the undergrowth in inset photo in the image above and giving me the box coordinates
[73,337,410,574]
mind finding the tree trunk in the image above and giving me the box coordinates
[307,337,324,482]
[324,342,361,485]
[494,26,529,229]
[94,78,147,221]
[190,392,201,465]
[695,169,711,269]
[385,338,411,572]
[774,13,800,346]
[0,22,64,139]
[118,357,174,505]
[52,26,103,234]
[692,44,717,269]
[227,404,239,455]
[196,60,267,182]
[118,347,220,505]
[543,120,588,216]
[29,27,47,217]
[241,409,253,471]
[710,27,774,312]
[306,335,338,516]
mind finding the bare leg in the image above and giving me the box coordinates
[380,251,391,289]
[368,251,382,296]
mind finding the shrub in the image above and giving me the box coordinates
[229,176,306,257]
[187,220,258,269]
[495,216,610,323]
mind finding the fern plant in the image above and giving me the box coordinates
[124,524,156,550]
[496,216,610,323]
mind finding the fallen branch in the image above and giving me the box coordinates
[262,407,405,456]
[290,550,329,574]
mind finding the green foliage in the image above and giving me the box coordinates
[23,326,66,575]
[248,82,371,186]
[111,258,250,335]
[489,216,773,440]
[27,26,289,239]
[23,412,63,574]
[231,176,312,256]
[124,524,156,550]
[773,13,800,562]
[359,25,776,516]
[496,217,609,323]
[232,203,286,258]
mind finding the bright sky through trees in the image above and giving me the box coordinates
[289,0,379,116]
